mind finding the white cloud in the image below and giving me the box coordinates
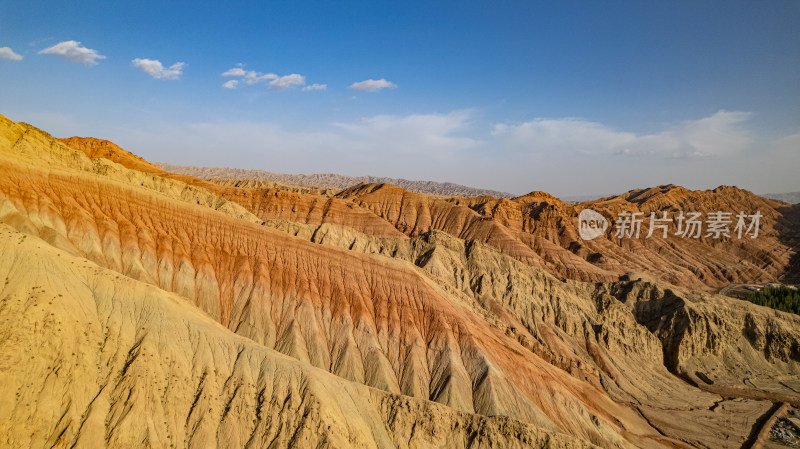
[348,78,397,92]
[245,72,277,84]
[221,67,247,77]
[132,58,185,80]
[492,110,753,159]
[239,70,272,83]
[220,65,280,87]
[302,83,327,91]
[269,74,306,90]
[0,46,22,61]
[492,118,636,154]
[221,65,314,90]
[662,110,753,157]
[38,40,105,65]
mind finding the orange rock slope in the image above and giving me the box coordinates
[0,114,797,449]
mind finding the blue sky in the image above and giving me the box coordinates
[1,0,798,196]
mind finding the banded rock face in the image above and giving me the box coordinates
[0,223,598,449]
[338,183,798,290]
[61,134,800,291]
[1,114,799,448]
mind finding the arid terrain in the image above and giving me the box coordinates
[1,114,799,448]
[156,162,516,198]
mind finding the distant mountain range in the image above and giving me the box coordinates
[159,162,800,205]
[763,191,800,204]
[155,162,515,198]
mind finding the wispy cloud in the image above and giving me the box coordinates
[333,110,477,155]
[492,110,753,158]
[302,83,327,91]
[492,118,634,154]
[27,37,54,48]
[122,111,477,173]
[38,40,105,65]
[0,46,22,61]
[132,58,185,80]
[222,79,239,89]
[348,78,397,92]
[772,131,800,153]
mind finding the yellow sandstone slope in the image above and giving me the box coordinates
[0,223,597,449]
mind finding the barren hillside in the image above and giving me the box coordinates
[1,114,798,448]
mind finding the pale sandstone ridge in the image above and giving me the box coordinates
[58,136,166,174]
[1,114,799,448]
